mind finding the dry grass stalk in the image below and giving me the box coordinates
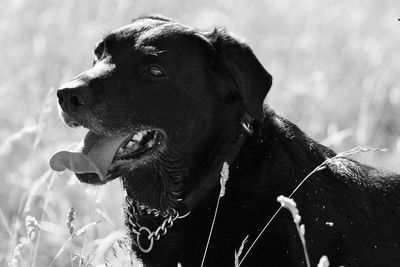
[8,215,40,267]
[200,162,230,267]
[49,219,101,267]
[31,171,56,267]
[277,195,311,267]
[234,235,248,267]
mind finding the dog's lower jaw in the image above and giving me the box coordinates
[121,146,188,212]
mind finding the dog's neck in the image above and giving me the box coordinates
[181,112,253,211]
[122,103,248,209]
[122,106,252,253]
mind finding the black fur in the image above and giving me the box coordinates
[57,16,400,266]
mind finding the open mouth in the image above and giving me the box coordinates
[111,129,164,167]
[50,127,166,184]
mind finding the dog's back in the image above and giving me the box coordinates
[199,109,400,266]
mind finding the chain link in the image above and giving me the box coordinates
[125,197,189,253]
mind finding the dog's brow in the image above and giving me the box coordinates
[140,46,167,56]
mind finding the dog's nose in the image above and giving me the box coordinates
[57,89,85,109]
[57,79,90,112]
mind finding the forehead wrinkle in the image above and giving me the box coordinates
[137,45,167,57]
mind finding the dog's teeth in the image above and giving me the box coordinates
[118,147,124,154]
[147,139,155,147]
[126,141,134,148]
[132,132,144,142]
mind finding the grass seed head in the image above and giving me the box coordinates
[66,207,76,235]
[277,195,300,224]
[317,255,330,267]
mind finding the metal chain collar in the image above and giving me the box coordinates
[125,197,190,253]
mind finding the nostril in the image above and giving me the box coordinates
[70,95,84,106]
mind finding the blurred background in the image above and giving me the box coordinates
[0,0,399,266]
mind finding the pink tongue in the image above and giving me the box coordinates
[49,131,129,180]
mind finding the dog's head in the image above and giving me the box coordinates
[56,15,272,209]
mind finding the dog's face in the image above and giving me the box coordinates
[57,16,272,209]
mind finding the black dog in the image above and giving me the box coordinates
[54,15,400,266]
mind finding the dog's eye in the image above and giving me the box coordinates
[148,66,165,77]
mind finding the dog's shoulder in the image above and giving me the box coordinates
[239,108,400,202]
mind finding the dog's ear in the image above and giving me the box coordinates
[207,28,272,121]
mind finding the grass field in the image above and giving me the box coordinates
[1,0,399,266]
